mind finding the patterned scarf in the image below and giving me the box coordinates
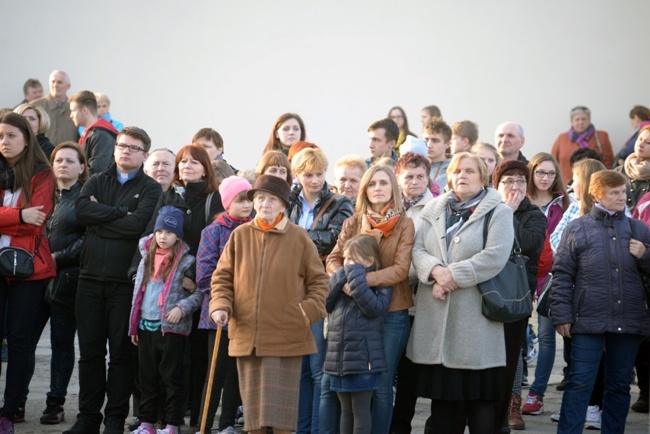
[362,203,401,240]
[624,153,650,181]
[445,189,487,249]
[0,162,15,191]
[569,124,596,149]
[402,192,425,211]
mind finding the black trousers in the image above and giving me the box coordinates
[137,329,186,426]
[189,313,209,426]
[75,279,135,426]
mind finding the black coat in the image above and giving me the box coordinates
[323,265,392,376]
[288,183,353,256]
[47,182,85,270]
[75,164,162,283]
[37,134,55,160]
[513,197,547,293]
[85,128,117,175]
[551,206,650,336]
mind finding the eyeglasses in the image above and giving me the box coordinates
[116,143,145,153]
[534,170,557,179]
[500,179,527,187]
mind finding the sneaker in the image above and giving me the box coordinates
[0,417,14,434]
[235,405,244,425]
[556,377,567,391]
[585,405,601,430]
[521,392,544,415]
[521,375,529,387]
[39,403,64,424]
[0,407,24,425]
[631,395,649,413]
[155,428,178,434]
[128,418,141,431]
[218,427,236,434]
[131,425,156,434]
[63,418,101,434]
[550,412,560,422]
[525,346,538,364]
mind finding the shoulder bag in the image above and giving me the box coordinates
[477,208,533,323]
[0,235,41,279]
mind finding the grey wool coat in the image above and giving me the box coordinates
[406,189,514,369]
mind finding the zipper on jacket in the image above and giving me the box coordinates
[365,336,371,370]
[254,232,268,348]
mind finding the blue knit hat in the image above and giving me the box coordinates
[154,206,184,239]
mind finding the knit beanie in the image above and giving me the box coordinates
[154,205,184,239]
[492,160,530,187]
[219,176,253,210]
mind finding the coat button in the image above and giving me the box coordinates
[454,236,460,243]
[618,300,622,304]
[618,327,622,331]
[613,237,616,240]
[187,210,191,214]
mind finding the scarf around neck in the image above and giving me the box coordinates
[624,153,650,181]
[256,213,283,231]
[569,124,596,149]
[445,189,487,249]
[362,203,401,240]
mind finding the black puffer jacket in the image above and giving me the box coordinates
[323,265,393,376]
[47,182,85,269]
[513,197,547,294]
[551,207,650,336]
[130,181,224,279]
[288,183,353,256]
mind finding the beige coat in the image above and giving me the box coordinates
[210,216,329,357]
[406,189,514,369]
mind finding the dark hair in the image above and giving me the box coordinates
[395,152,432,177]
[23,78,42,96]
[527,152,570,211]
[569,148,601,167]
[255,150,293,185]
[69,90,97,116]
[388,106,415,137]
[424,117,452,143]
[630,105,650,122]
[51,141,89,184]
[192,128,224,150]
[451,120,479,146]
[263,113,306,154]
[117,126,152,152]
[174,145,219,193]
[368,118,399,144]
[0,112,53,206]
[422,105,442,119]
[344,234,382,269]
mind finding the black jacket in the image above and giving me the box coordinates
[551,207,650,336]
[513,197,547,294]
[37,134,55,160]
[85,128,117,175]
[75,164,162,283]
[130,181,224,279]
[288,184,353,256]
[47,182,85,270]
[323,265,392,377]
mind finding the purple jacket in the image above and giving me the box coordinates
[196,213,251,329]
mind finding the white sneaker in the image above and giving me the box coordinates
[218,427,236,434]
[585,405,602,430]
[550,412,560,422]
[525,346,539,364]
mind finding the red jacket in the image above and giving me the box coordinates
[0,169,56,281]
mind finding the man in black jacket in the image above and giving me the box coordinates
[69,90,119,175]
[64,127,162,434]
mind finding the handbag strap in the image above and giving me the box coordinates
[310,195,337,231]
[482,207,521,251]
[204,192,215,226]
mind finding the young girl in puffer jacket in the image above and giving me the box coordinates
[129,206,203,434]
[323,234,393,434]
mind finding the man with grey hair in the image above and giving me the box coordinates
[495,121,528,164]
[144,148,176,192]
[33,69,79,145]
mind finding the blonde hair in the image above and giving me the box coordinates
[572,159,606,216]
[446,152,489,190]
[355,165,404,226]
[335,154,367,175]
[14,103,51,134]
[291,147,328,175]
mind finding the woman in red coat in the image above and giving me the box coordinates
[0,113,56,432]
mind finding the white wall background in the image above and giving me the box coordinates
[1,0,649,179]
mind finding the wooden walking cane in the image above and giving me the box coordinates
[200,324,223,434]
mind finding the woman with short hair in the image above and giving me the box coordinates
[14,102,55,159]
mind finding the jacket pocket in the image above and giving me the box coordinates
[281,296,311,344]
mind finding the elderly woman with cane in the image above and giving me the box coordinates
[210,174,329,434]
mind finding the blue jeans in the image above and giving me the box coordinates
[558,333,642,434]
[529,314,555,397]
[319,373,341,434]
[297,320,325,434]
[371,310,410,434]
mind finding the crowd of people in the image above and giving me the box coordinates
[0,69,648,434]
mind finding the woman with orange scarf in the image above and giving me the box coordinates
[326,165,415,434]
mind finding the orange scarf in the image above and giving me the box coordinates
[362,203,400,240]
[256,214,283,231]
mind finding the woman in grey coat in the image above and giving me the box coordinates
[406,152,514,433]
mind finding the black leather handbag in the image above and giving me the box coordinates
[477,209,533,323]
[0,246,34,279]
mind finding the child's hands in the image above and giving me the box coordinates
[166,307,183,324]
[182,277,197,293]
[343,283,352,297]
[131,335,138,346]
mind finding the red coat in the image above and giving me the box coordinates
[0,169,56,281]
